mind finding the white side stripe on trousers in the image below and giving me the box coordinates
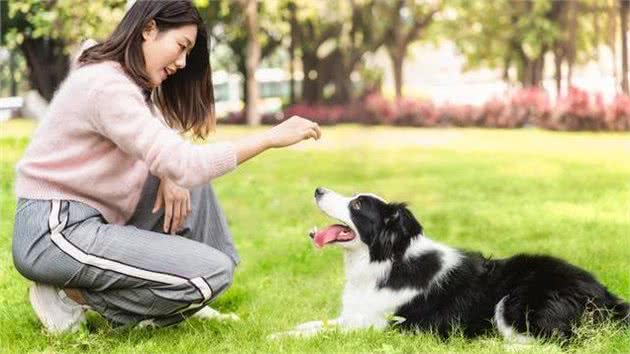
[47,200,212,303]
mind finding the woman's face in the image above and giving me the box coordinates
[142,21,197,88]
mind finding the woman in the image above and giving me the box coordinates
[12,0,321,333]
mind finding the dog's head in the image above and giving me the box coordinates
[309,187,423,261]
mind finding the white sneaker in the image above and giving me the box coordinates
[29,282,87,334]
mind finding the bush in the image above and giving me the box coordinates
[541,87,607,131]
[394,98,439,127]
[605,94,630,131]
[361,93,396,125]
[474,88,550,129]
[436,103,477,127]
[223,111,282,125]
[221,88,630,131]
[283,103,347,125]
[508,87,551,128]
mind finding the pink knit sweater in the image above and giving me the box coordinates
[15,61,237,224]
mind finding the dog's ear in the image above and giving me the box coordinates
[371,227,398,262]
[370,203,423,261]
[385,203,423,238]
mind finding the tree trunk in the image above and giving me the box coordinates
[391,48,404,99]
[567,0,578,88]
[331,73,352,103]
[288,1,297,104]
[242,0,261,126]
[554,47,563,96]
[324,51,352,103]
[289,45,296,105]
[301,53,320,103]
[20,37,69,101]
[534,54,545,87]
[517,51,545,88]
[548,0,567,96]
[9,51,17,96]
[609,2,619,90]
[502,54,511,83]
[621,0,629,94]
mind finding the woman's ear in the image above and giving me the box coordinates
[142,20,158,41]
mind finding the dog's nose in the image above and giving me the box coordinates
[314,187,325,199]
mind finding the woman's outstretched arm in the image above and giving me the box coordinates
[233,116,321,165]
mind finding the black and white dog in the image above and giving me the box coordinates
[275,187,629,341]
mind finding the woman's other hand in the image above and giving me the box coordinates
[153,177,192,234]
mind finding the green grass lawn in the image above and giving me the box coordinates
[1,119,629,353]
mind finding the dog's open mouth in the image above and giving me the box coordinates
[309,224,356,248]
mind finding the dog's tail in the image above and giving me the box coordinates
[610,299,630,325]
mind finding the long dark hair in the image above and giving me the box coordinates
[79,0,215,139]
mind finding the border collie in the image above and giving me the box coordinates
[274,187,629,341]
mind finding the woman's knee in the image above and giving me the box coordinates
[197,249,234,297]
[12,247,33,281]
[12,236,60,284]
[12,249,74,286]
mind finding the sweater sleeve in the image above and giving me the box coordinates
[88,73,237,188]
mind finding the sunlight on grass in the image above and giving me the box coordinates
[0,119,629,353]
[0,118,37,139]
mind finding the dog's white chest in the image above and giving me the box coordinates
[339,253,420,328]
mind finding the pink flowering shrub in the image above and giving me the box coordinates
[605,94,630,131]
[541,87,606,131]
[221,88,629,131]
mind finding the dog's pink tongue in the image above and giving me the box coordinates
[313,225,348,248]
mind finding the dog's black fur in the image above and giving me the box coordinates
[350,194,629,339]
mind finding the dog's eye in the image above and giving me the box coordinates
[351,200,361,210]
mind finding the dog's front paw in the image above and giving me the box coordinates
[268,327,322,340]
[268,319,342,340]
[192,306,240,321]
[295,320,325,331]
[268,330,298,340]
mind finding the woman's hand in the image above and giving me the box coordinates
[263,115,321,148]
[153,177,192,234]
[234,115,322,165]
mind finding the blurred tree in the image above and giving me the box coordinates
[550,0,570,94]
[199,0,285,125]
[287,1,298,104]
[582,0,625,93]
[290,1,344,103]
[3,0,125,101]
[0,1,22,96]
[621,0,629,93]
[291,0,391,103]
[548,0,624,94]
[200,0,395,104]
[378,0,442,99]
[447,0,619,93]
[239,0,261,126]
[448,0,558,88]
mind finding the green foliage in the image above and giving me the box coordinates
[0,121,629,353]
[0,51,28,97]
[198,0,288,73]
[444,0,617,77]
[517,0,558,59]
[0,0,625,100]
[445,0,542,70]
[4,0,126,53]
